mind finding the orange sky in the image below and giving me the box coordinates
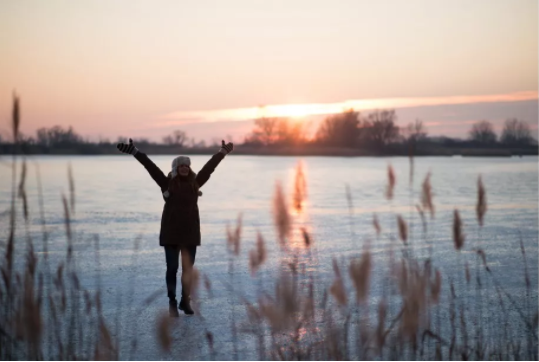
[1,0,537,142]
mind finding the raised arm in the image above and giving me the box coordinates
[117,139,168,190]
[195,140,233,188]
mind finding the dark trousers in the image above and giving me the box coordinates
[164,245,197,301]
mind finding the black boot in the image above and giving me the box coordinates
[179,297,194,315]
[169,299,180,318]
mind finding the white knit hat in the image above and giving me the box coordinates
[171,156,191,178]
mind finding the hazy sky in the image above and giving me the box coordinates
[1,0,537,142]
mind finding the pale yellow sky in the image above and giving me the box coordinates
[1,0,537,142]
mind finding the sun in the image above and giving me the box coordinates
[265,103,316,119]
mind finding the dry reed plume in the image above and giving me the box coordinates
[226,213,243,256]
[249,231,267,275]
[372,213,381,237]
[397,261,432,345]
[349,247,372,304]
[376,298,388,350]
[272,181,291,249]
[431,269,442,304]
[330,259,347,306]
[421,172,435,218]
[12,92,20,141]
[293,161,307,212]
[385,164,396,200]
[156,311,172,352]
[452,209,465,250]
[476,175,487,227]
[300,227,311,247]
[397,215,408,244]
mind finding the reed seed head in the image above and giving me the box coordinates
[156,311,172,352]
[421,172,435,218]
[349,249,372,304]
[373,214,381,237]
[452,209,465,250]
[293,161,307,212]
[249,231,267,275]
[12,93,20,142]
[476,175,487,227]
[330,261,347,306]
[273,181,291,249]
[397,215,408,244]
[226,213,243,256]
[385,164,396,200]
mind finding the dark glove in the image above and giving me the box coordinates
[116,138,139,155]
[219,140,234,155]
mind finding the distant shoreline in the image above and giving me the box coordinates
[1,144,537,157]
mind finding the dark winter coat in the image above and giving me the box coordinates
[135,152,225,246]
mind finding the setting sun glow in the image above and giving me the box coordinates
[262,104,326,119]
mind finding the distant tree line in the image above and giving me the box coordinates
[0,126,212,150]
[0,126,217,154]
[243,109,537,152]
[0,110,536,155]
[468,118,535,146]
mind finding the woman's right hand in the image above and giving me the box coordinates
[117,138,139,155]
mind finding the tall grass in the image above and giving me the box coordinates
[0,95,117,360]
[1,95,537,360]
[212,145,538,360]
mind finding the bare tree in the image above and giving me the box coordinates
[501,118,532,145]
[405,119,427,143]
[36,126,82,146]
[162,130,188,147]
[315,109,362,147]
[132,137,151,145]
[246,117,307,146]
[362,109,400,148]
[244,118,277,145]
[16,132,35,145]
[97,135,110,145]
[254,118,278,145]
[469,120,497,144]
[194,139,206,148]
[275,118,308,145]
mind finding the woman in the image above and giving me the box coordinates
[116,138,233,316]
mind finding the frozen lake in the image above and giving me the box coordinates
[1,154,537,360]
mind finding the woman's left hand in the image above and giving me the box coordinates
[219,140,234,155]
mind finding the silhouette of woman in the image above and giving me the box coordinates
[117,138,233,316]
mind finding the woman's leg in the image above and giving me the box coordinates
[179,246,197,314]
[164,245,181,302]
